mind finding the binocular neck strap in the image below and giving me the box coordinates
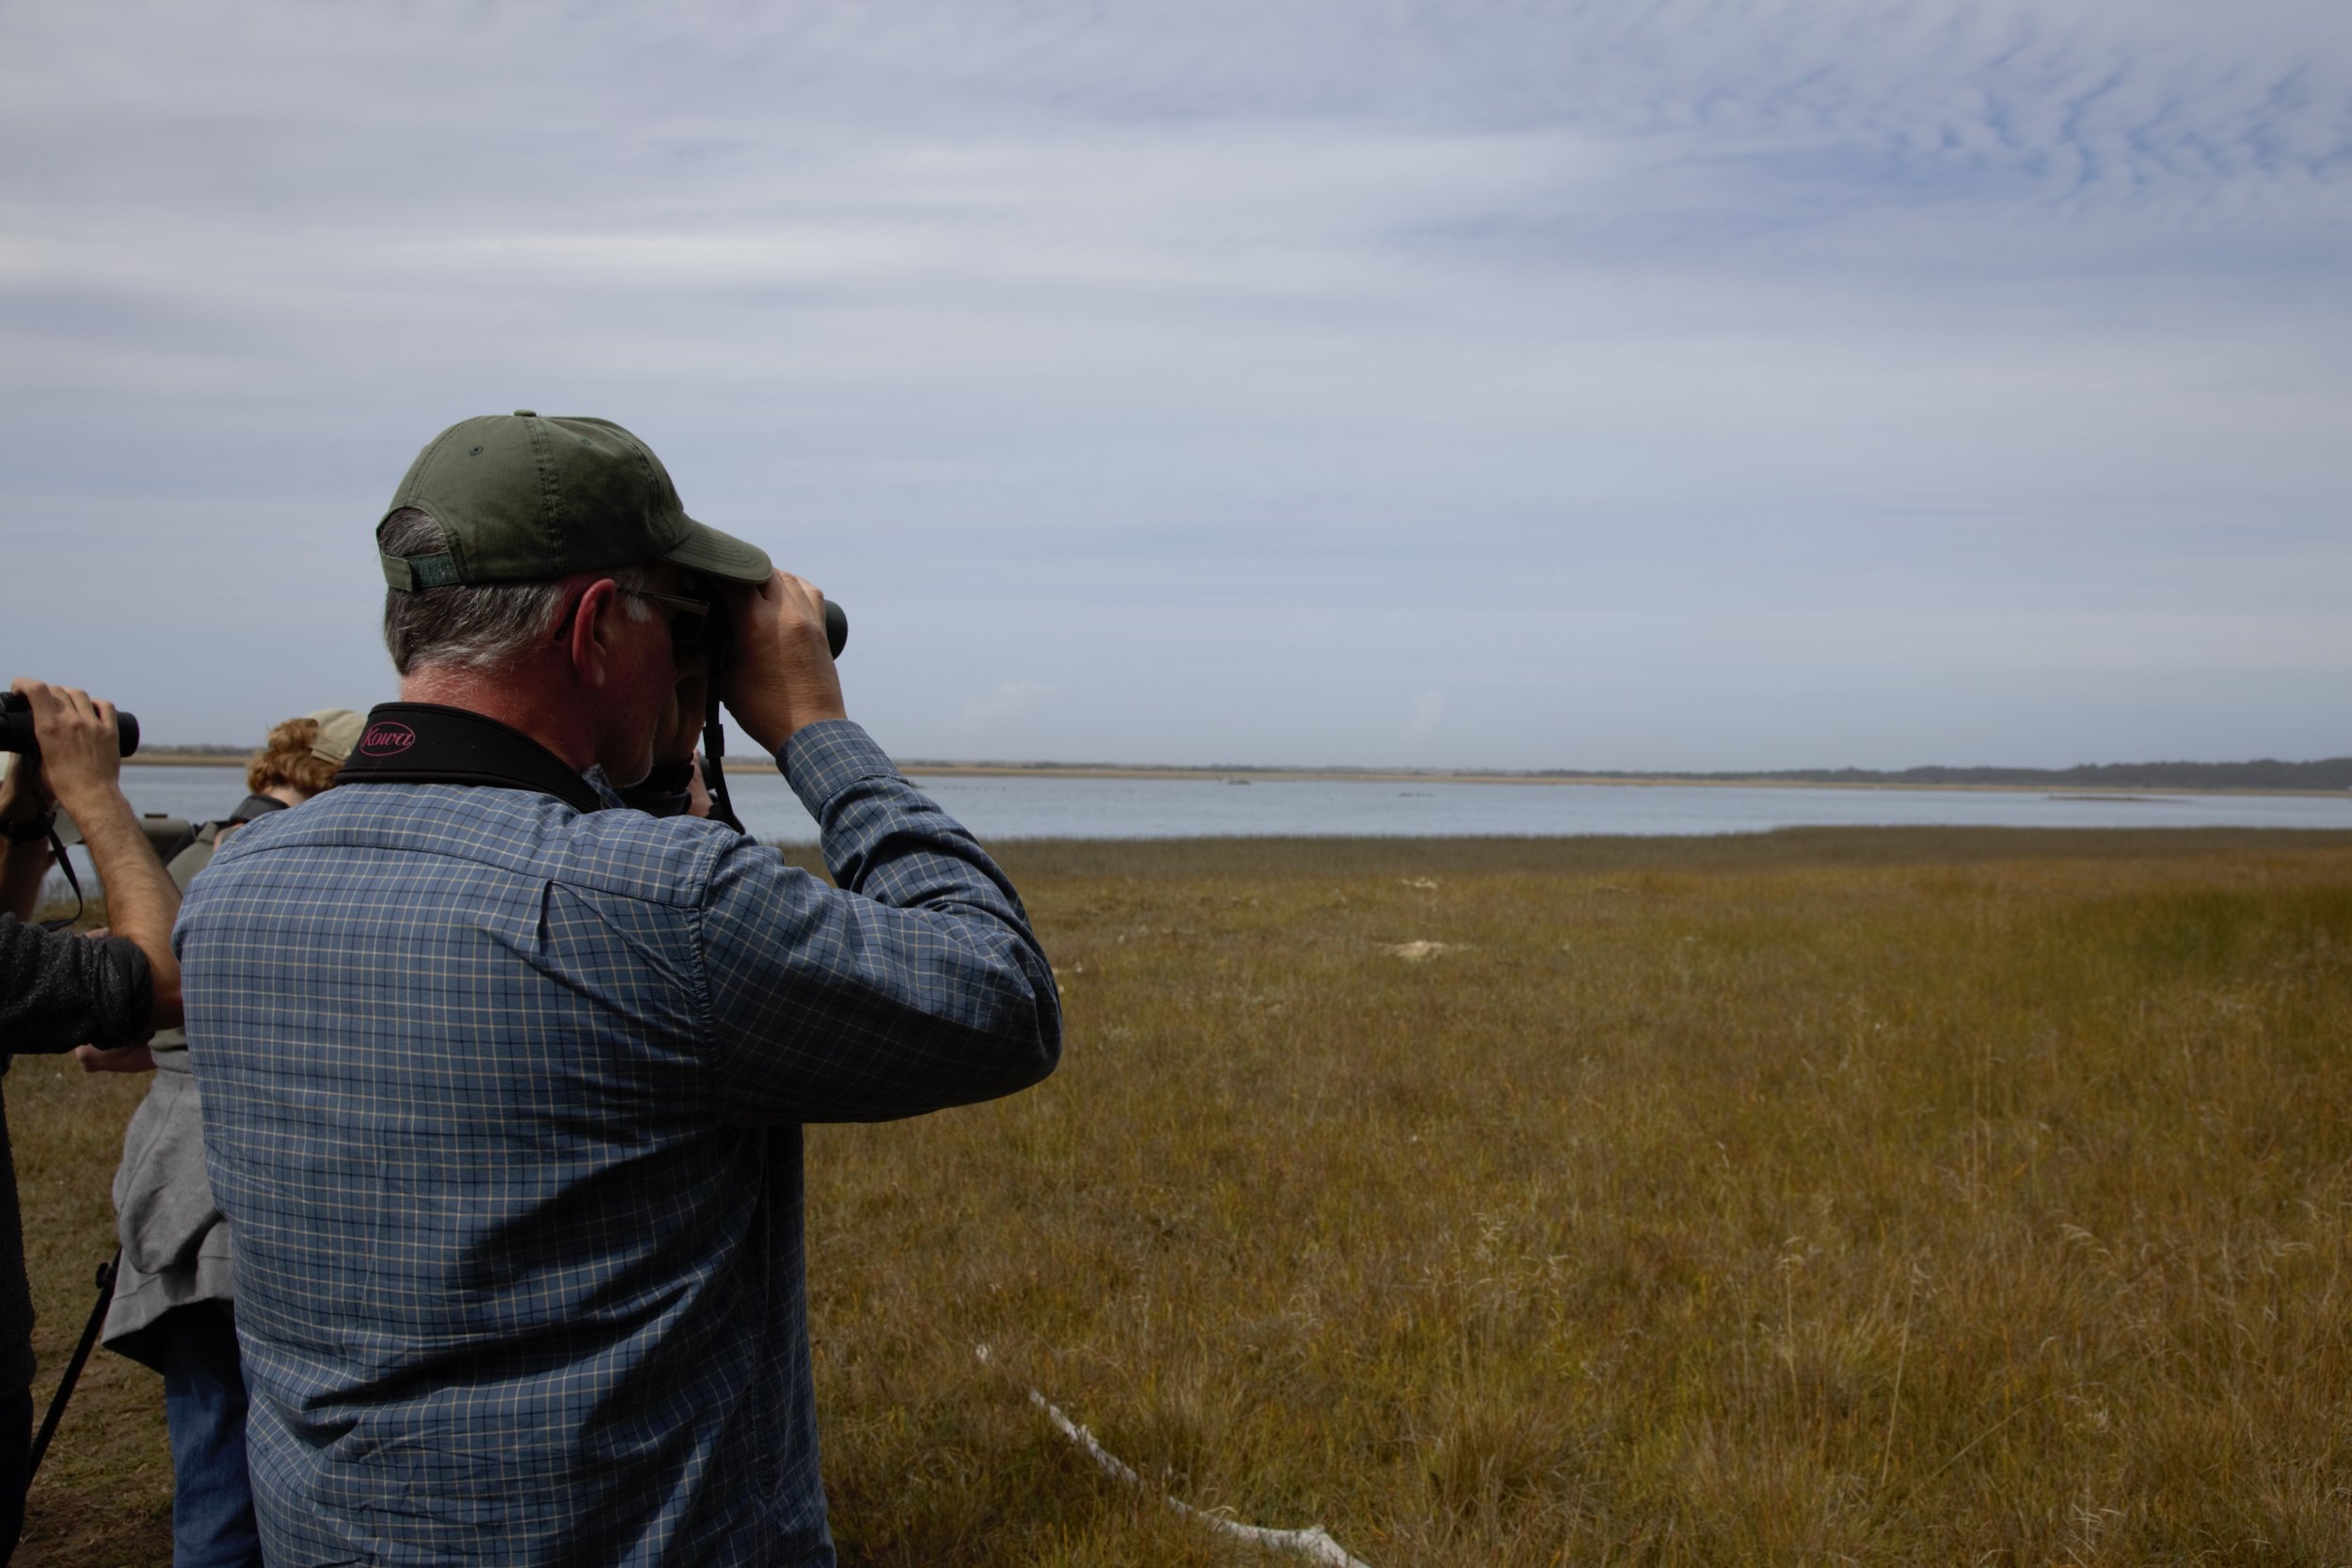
[38,823,86,932]
[700,694,746,834]
[333,704,605,816]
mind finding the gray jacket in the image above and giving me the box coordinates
[102,800,280,1360]
[102,1043,234,1358]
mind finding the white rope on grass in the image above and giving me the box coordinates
[976,1344,1376,1568]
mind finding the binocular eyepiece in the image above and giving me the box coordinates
[0,692,140,762]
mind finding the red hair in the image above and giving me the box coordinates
[246,718,342,799]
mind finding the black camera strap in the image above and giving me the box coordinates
[37,821,86,931]
[700,700,745,834]
[332,704,605,815]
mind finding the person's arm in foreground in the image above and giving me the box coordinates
[72,924,157,1073]
[699,572,1062,1121]
[4,679,182,1030]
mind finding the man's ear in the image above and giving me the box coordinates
[565,579,623,690]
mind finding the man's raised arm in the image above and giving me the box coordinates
[5,679,183,1029]
[694,570,1059,1120]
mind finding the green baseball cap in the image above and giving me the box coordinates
[378,411,773,591]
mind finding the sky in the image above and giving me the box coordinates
[2,0,2346,771]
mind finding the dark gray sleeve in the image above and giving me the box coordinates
[0,914,155,1055]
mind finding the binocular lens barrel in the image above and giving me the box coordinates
[824,599,848,659]
[0,693,140,761]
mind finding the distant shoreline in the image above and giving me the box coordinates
[121,750,2351,800]
[881,765,2351,799]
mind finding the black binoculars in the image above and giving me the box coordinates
[0,692,140,761]
[690,595,845,836]
[687,588,847,670]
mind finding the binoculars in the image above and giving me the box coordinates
[0,692,140,761]
[691,595,845,835]
[691,590,847,668]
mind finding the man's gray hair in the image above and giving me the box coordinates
[379,508,654,675]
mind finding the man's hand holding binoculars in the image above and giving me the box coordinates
[637,570,840,821]
[3,680,130,824]
[4,680,136,918]
[1,677,183,1028]
[722,570,848,756]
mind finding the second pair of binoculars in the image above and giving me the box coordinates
[0,692,140,761]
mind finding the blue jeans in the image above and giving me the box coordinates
[151,1304,259,1568]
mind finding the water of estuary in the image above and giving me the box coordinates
[112,765,2352,844]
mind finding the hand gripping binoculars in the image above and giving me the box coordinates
[694,594,846,834]
[0,692,140,761]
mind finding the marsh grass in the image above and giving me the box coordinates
[14,828,2352,1564]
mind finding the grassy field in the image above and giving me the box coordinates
[14,827,2352,1565]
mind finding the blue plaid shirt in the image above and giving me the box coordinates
[177,721,1060,1567]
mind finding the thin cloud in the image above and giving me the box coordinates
[962,680,1052,728]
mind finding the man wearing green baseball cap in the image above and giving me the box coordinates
[177,413,1063,1568]
[371,409,785,797]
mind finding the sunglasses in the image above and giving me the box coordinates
[552,582,719,661]
[622,587,715,659]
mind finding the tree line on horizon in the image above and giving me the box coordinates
[1529,757,2352,790]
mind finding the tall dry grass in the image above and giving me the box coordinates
[14,827,2352,1565]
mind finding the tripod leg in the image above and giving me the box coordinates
[27,1252,117,1480]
